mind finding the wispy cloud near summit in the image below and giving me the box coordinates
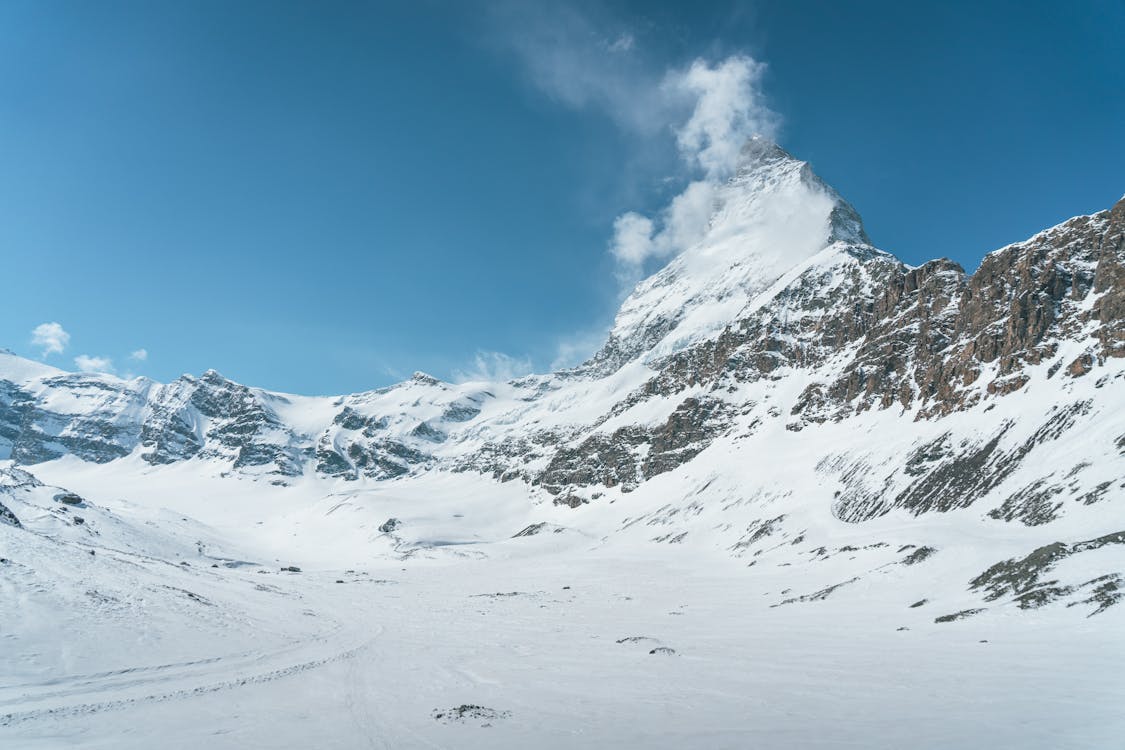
[488,3,778,283]
[610,55,777,281]
[671,56,778,180]
[487,2,669,135]
[74,354,114,374]
[453,350,533,384]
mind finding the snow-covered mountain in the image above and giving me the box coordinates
[3,140,1121,510]
[2,140,1122,748]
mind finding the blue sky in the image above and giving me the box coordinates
[1,0,1122,394]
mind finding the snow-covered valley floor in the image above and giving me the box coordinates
[3,471,1122,750]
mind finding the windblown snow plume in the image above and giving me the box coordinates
[606,55,779,279]
[667,55,778,181]
[489,6,778,281]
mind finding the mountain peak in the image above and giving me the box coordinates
[732,136,869,246]
[735,135,799,173]
[596,139,876,369]
[411,371,442,386]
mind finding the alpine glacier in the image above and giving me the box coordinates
[2,139,1123,749]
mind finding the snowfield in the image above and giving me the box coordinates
[1,455,1123,749]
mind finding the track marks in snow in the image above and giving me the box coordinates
[0,627,380,728]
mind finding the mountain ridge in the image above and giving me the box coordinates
[1,141,1121,594]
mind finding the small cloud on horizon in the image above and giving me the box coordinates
[380,363,409,383]
[607,32,635,54]
[31,322,70,358]
[550,326,609,371]
[129,348,148,362]
[74,354,115,374]
[452,350,534,383]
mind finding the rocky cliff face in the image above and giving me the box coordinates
[449,189,1123,517]
[0,362,313,477]
[141,371,312,475]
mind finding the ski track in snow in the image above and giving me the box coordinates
[0,638,376,728]
[1,598,380,728]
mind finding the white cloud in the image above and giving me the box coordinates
[610,179,719,278]
[491,6,778,281]
[667,56,778,180]
[31,322,70,357]
[663,179,719,250]
[74,355,115,374]
[486,3,670,135]
[129,348,148,362]
[609,212,656,266]
[607,33,634,54]
[550,326,610,371]
[606,56,779,277]
[452,350,534,384]
[381,364,408,383]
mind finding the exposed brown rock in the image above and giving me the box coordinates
[1068,353,1094,377]
[459,196,1124,507]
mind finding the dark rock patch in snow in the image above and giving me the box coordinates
[432,705,511,725]
[901,546,938,565]
[160,585,213,606]
[934,608,986,623]
[55,492,86,507]
[988,479,1066,525]
[773,577,859,607]
[0,500,20,528]
[970,531,1125,614]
